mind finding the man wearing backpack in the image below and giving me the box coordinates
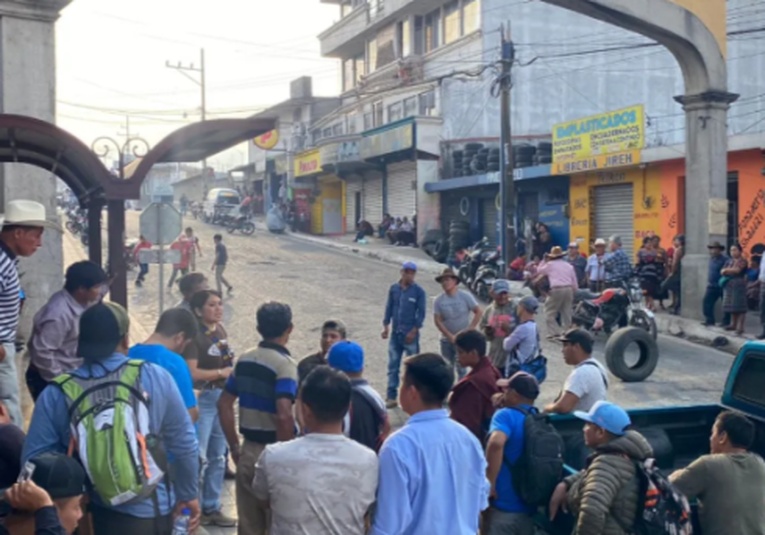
[22,302,200,535]
[484,372,553,535]
[670,410,765,535]
[545,329,608,414]
[549,401,652,535]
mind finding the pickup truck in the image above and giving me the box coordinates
[538,341,765,533]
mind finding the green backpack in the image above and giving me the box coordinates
[53,360,165,506]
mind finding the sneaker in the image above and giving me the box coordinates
[201,511,237,528]
[385,398,398,409]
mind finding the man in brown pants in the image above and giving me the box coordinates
[535,246,578,339]
[219,302,297,535]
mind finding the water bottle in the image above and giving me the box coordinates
[172,507,191,535]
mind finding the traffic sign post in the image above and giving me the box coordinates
[140,203,182,314]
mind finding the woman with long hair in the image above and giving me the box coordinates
[636,236,661,311]
[721,244,749,335]
[186,290,237,528]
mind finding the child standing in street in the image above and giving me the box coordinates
[133,235,152,287]
[211,234,233,296]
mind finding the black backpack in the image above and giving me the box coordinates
[628,458,693,535]
[503,408,564,506]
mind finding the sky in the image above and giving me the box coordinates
[55,0,341,170]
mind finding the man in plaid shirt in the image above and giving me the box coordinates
[603,235,633,287]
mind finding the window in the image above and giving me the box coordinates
[463,0,479,34]
[367,39,378,72]
[343,58,355,92]
[341,2,353,17]
[404,96,418,117]
[369,0,384,18]
[413,16,424,55]
[376,24,396,69]
[347,113,358,134]
[443,1,461,44]
[322,127,332,138]
[388,101,403,123]
[355,55,365,83]
[312,129,321,144]
[363,112,374,131]
[419,90,436,116]
[333,123,344,136]
[373,101,384,127]
[424,9,441,53]
[397,19,411,58]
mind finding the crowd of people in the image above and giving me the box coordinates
[0,199,763,535]
[354,213,417,247]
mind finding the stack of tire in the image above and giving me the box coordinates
[422,229,448,263]
[463,143,483,176]
[513,144,536,168]
[452,150,464,178]
[448,220,470,264]
[487,146,500,172]
[533,141,553,165]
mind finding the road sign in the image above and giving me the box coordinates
[138,248,181,265]
[140,202,182,245]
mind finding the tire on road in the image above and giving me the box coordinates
[604,326,659,382]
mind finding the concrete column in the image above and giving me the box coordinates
[0,1,70,339]
[675,91,738,320]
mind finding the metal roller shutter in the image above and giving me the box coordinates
[363,171,384,225]
[386,161,417,219]
[441,192,468,229]
[482,195,499,246]
[345,177,362,231]
[594,184,634,258]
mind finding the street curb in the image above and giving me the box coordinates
[284,231,446,275]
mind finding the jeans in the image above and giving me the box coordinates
[198,388,227,514]
[440,339,467,380]
[168,266,189,287]
[236,440,269,535]
[215,264,232,294]
[704,286,730,325]
[482,508,534,535]
[386,332,420,400]
[136,263,148,283]
[0,343,21,426]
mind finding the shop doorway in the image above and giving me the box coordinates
[594,183,635,258]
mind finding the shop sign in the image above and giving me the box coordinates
[253,130,280,150]
[294,149,322,177]
[361,121,414,159]
[320,141,361,166]
[552,105,645,175]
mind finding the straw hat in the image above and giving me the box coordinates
[2,200,62,232]
[547,246,565,259]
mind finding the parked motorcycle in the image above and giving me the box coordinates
[227,215,255,236]
[471,248,504,303]
[572,277,657,340]
[456,237,495,288]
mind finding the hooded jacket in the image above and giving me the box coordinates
[564,430,653,535]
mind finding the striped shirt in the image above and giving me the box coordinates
[224,341,297,444]
[0,241,20,343]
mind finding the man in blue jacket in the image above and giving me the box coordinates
[22,302,200,535]
[382,261,426,408]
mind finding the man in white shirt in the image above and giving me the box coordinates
[544,328,608,414]
[586,238,607,292]
[253,366,378,535]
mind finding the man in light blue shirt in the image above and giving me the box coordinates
[371,353,489,535]
[22,302,200,535]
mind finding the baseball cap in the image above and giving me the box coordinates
[78,302,130,360]
[492,279,511,294]
[518,295,539,313]
[327,340,364,374]
[401,261,417,272]
[497,372,540,400]
[574,401,631,436]
[594,238,606,246]
[557,328,593,352]
[27,453,86,499]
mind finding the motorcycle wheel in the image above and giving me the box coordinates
[241,221,256,236]
[226,224,236,234]
[457,265,470,285]
[474,279,492,303]
[628,310,658,340]
[65,221,77,234]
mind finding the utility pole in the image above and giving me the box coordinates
[166,48,208,184]
[498,24,517,266]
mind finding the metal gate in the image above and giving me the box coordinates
[594,183,634,258]
[345,177,362,231]
[386,161,417,219]
[363,171,384,225]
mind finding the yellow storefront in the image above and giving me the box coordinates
[294,149,346,235]
[569,167,662,258]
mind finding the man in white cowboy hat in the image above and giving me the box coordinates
[586,238,608,292]
[535,246,578,339]
[0,200,61,425]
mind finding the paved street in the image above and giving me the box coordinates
[61,210,735,533]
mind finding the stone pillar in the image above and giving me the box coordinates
[675,91,738,320]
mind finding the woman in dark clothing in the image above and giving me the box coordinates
[722,243,748,335]
[532,222,552,260]
[354,220,374,242]
[636,236,661,311]
[661,234,684,315]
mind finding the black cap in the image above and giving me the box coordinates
[28,453,86,499]
[557,328,594,353]
[498,372,540,400]
[0,424,26,488]
[78,302,130,360]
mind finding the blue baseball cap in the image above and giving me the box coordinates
[492,279,511,294]
[574,401,631,436]
[401,261,417,272]
[327,340,365,374]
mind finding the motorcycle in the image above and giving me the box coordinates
[227,214,255,236]
[456,238,495,288]
[572,277,658,339]
[472,248,505,303]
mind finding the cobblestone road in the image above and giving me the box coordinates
[61,210,733,533]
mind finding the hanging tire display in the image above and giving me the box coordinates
[459,197,470,216]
